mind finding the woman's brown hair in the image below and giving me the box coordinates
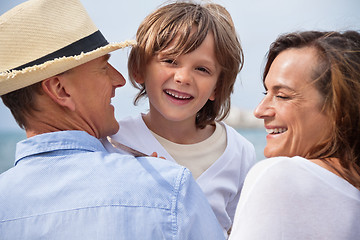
[264,30,360,189]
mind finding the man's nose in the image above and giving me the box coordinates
[109,64,126,88]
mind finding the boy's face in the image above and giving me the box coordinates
[137,32,221,124]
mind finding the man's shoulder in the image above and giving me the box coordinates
[0,153,193,217]
[103,152,186,173]
[100,152,192,192]
[85,153,197,217]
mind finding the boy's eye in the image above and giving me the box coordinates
[196,67,210,74]
[162,59,176,64]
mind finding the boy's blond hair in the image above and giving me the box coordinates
[128,1,243,128]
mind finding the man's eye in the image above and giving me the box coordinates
[102,63,109,70]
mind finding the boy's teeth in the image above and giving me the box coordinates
[166,90,191,99]
[266,128,287,134]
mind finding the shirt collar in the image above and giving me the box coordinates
[15,131,106,165]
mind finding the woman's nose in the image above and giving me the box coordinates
[253,96,274,119]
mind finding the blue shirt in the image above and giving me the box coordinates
[0,131,224,239]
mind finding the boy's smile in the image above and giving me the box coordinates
[164,89,194,104]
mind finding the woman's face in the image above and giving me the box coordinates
[254,47,331,158]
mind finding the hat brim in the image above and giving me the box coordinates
[0,40,136,95]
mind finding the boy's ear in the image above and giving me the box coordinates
[41,76,76,111]
[133,71,144,84]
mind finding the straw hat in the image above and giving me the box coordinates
[0,0,135,96]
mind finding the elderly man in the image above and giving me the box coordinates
[0,0,224,239]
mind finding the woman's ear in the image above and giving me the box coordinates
[209,89,216,101]
[42,76,76,111]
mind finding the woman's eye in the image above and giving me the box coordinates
[263,91,289,99]
[276,95,289,99]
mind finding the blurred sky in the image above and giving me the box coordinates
[0,0,359,131]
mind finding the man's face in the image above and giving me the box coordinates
[62,55,125,138]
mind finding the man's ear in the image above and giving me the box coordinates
[41,76,76,111]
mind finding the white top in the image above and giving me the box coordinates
[151,122,227,179]
[102,114,256,235]
[229,156,360,240]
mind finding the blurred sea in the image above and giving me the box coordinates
[0,128,267,174]
[0,130,26,174]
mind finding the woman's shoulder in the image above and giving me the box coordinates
[248,156,360,198]
[252,156,306,169]
[245,156,311,188]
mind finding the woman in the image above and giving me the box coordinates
[229,31,360,239]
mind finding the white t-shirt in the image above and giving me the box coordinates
[229,156,360,240]
[150,122,227,179]
[102,114,257,236]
